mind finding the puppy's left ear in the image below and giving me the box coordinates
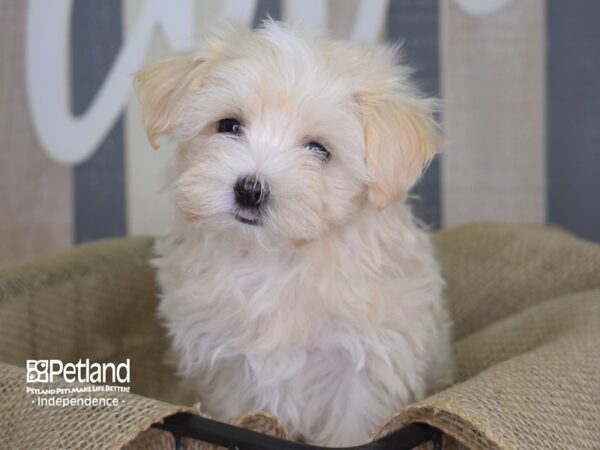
[361,93,440,210]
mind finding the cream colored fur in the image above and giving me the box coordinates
[136,21,452,446]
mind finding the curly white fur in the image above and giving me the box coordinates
[136,21,452,446]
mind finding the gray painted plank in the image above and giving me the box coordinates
[387,0,441,228]
[547,0,600,242]
[71,0,126,243]
[253,0,282,27]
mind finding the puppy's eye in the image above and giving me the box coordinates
[218,118,242,135]
[305,141,330,162]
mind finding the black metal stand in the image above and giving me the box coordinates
[152,412,442,450]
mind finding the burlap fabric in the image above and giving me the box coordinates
[0,224,598,449]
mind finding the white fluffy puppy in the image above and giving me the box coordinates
[136,21,452,446]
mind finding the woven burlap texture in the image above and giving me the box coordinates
[0,224,599,449]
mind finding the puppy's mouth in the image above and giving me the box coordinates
[233,208,262,226]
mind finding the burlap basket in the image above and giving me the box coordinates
[0,223,599,449]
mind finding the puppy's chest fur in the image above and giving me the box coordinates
[159,229,387,356]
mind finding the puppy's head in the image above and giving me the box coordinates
[135,21,439,243]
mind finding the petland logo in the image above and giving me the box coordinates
[26,359,130,384]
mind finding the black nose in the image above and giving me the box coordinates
[234,176,269,208]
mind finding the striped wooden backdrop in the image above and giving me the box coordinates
[1,0,599,265]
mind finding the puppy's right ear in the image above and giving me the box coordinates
[135,24,252,148]
[134,55,204,149]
